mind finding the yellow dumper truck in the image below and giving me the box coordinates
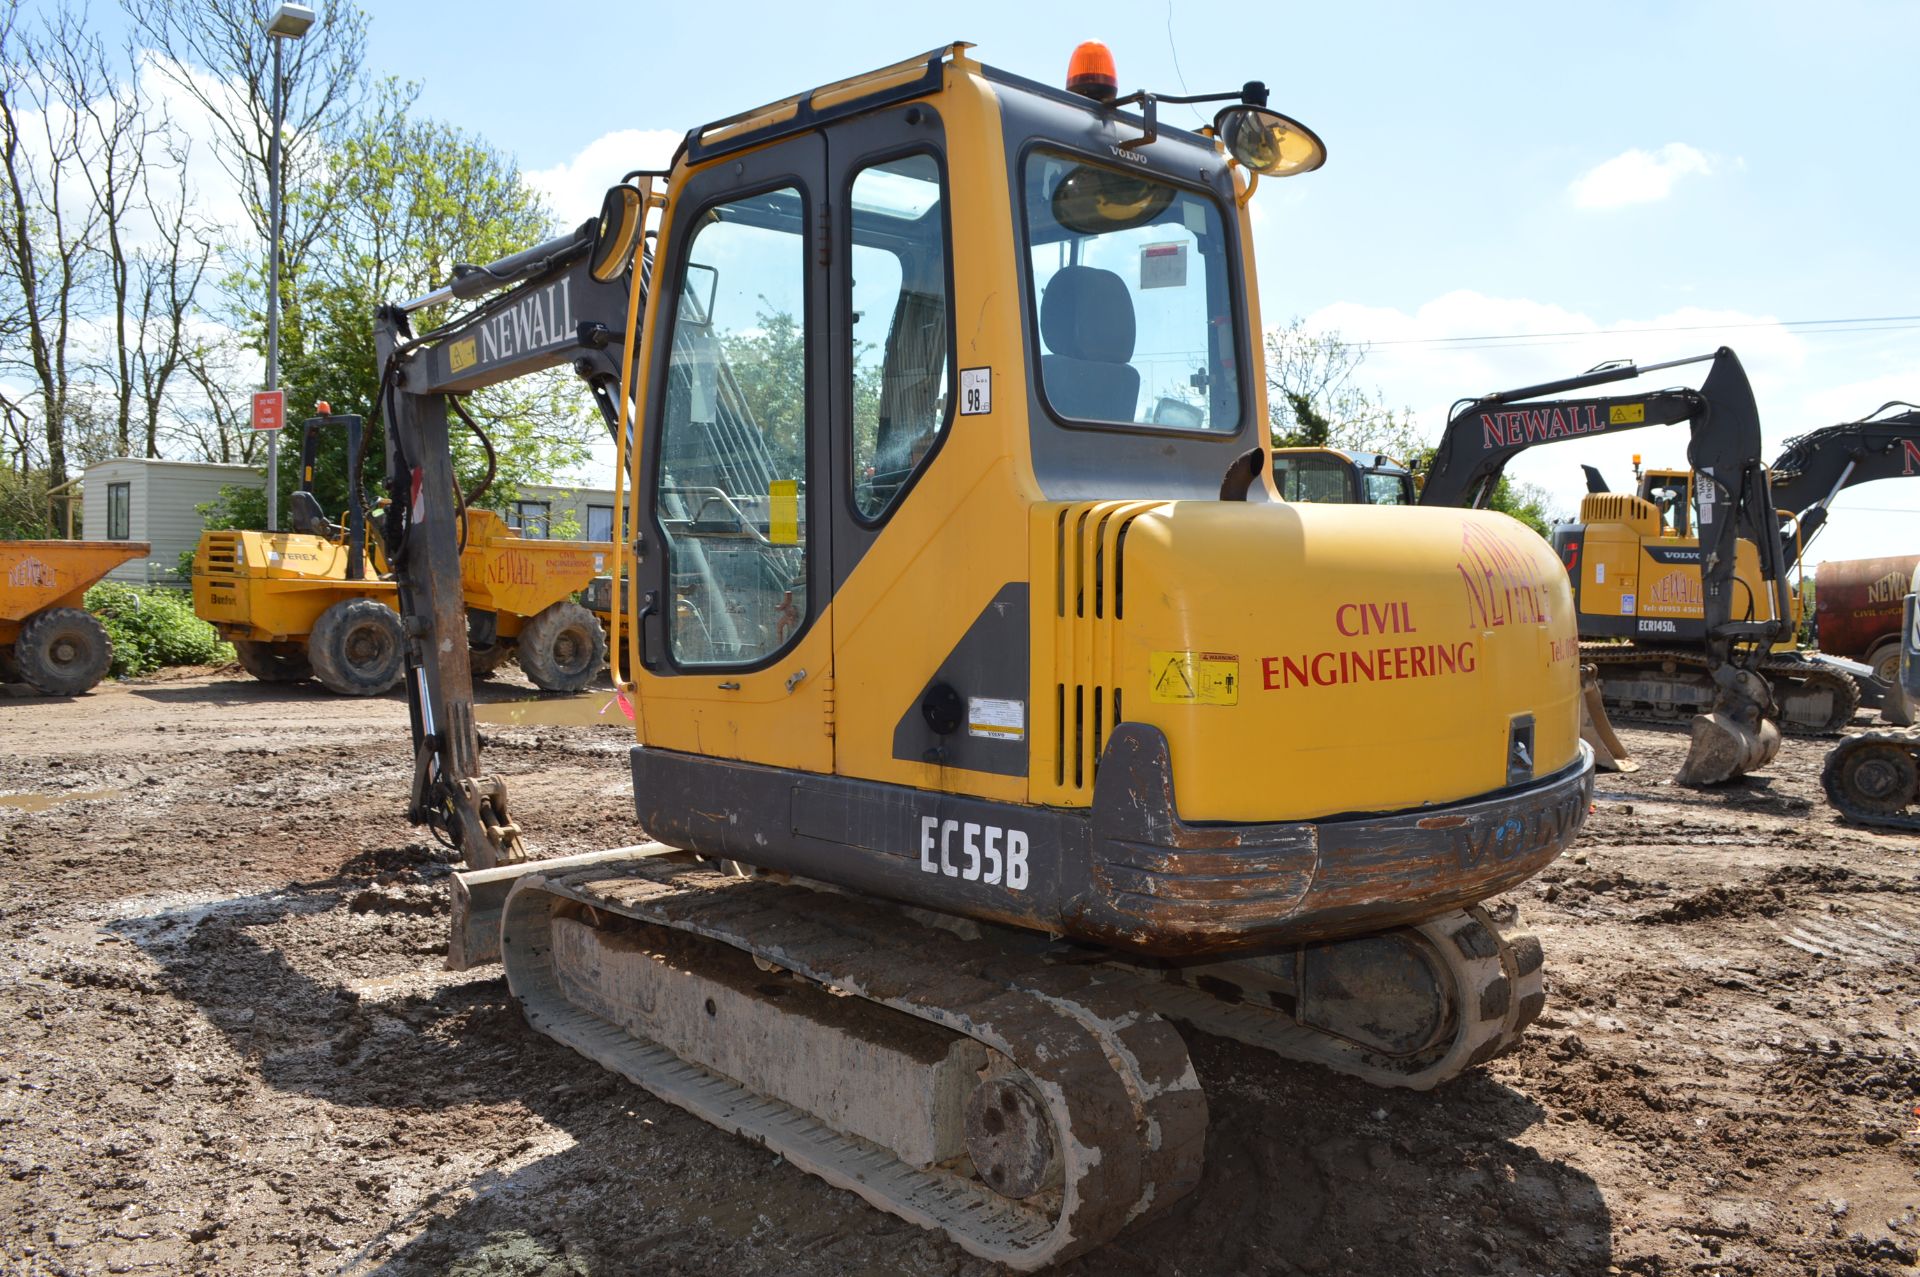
[0,540,149,694]
[193,411,607,695]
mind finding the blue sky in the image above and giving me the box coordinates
[99,1,1920,563]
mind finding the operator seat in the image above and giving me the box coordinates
[1040,265,1139,423]
[287,490,337,539]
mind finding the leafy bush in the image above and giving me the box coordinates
[84,582,234,677]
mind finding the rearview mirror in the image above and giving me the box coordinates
[1212,105,1327,178]
[590,180,650,282]
[1050,163,1176,235]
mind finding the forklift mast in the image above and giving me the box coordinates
[373,203,645,868]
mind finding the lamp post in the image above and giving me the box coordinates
[263,1,314,532]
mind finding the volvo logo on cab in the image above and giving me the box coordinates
[920,817,1030,890]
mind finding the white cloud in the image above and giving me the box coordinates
[1568,143,1715,209]
[527,128,682,224]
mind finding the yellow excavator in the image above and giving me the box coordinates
[1553,403,1920,736]
[1419,351,1797,783]
[371,42,1595,1269]
[193,410,609,694]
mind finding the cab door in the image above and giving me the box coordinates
[629,132,834,773]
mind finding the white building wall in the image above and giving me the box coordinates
[511,482,618,542]
[81,459,266,585]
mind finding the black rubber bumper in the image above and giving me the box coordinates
[631,725,1594,958]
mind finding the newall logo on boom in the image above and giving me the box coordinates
[1478,404,1611,449]
[477,277,575,365]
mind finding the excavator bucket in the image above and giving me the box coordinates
[1675,670,1782,786]
[1578,665,1637,774]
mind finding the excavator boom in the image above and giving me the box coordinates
[1769,404,1920,547]
[375,215,637,868]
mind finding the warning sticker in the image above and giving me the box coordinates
[1140,242,1187,289]
[449,336,478,374]
[1621,593,1637,615]
[1609,403,1645,424]
[960,366,991,415]
[968,696,1025,741]
[1149,651,1240,705]
[768,479,799,545]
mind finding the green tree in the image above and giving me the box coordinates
[220,91,592,526]
[1265,318,1561,537]
[720,306,808,464]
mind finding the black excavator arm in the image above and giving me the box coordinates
[371,194,647,869]
[1419,348,1794,782]
[1767,403,1920,548]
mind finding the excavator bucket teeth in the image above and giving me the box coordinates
[1579,664,1637,773]
[1676,708,1781,786]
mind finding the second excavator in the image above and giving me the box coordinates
[1419,349,1794,783]
[1563,399,1920,734]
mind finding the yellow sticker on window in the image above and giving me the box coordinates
[449,337,477,373]
[1609,403,1645,424]
[1149,651,1240,705]
[768,479,799,545]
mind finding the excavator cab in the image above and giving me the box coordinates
[1637,467,1694,538]
[1270,446,1417,505]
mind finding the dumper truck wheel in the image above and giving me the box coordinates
[309,599,405,696]
[469,641,515,678]
[516,601,605,692]
[232,640,313,683]
[15,607,113,696]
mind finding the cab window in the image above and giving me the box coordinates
[1273,454,1352,503]
[1363,470,1412,505]
[1022,150,1240,432]
[654,186,810,668]
[849,154,950,520]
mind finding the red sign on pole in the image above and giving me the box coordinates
[251,389,285,432]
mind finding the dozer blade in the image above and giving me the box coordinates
[1579,664,1637,774]
[1675,669,1782,786]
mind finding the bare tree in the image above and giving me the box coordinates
[121,0,377,278]
[132,142,216,459]
[177,335,264,465]
[1265,317,1423,460]
[0,0,108,492]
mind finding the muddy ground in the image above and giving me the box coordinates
[1,668,1915,1277]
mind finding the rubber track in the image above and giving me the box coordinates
[496,855,1205,1271]
[1821,730,1920,832]
[1586,644,1861,735]
[1131,907,1545,1091]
